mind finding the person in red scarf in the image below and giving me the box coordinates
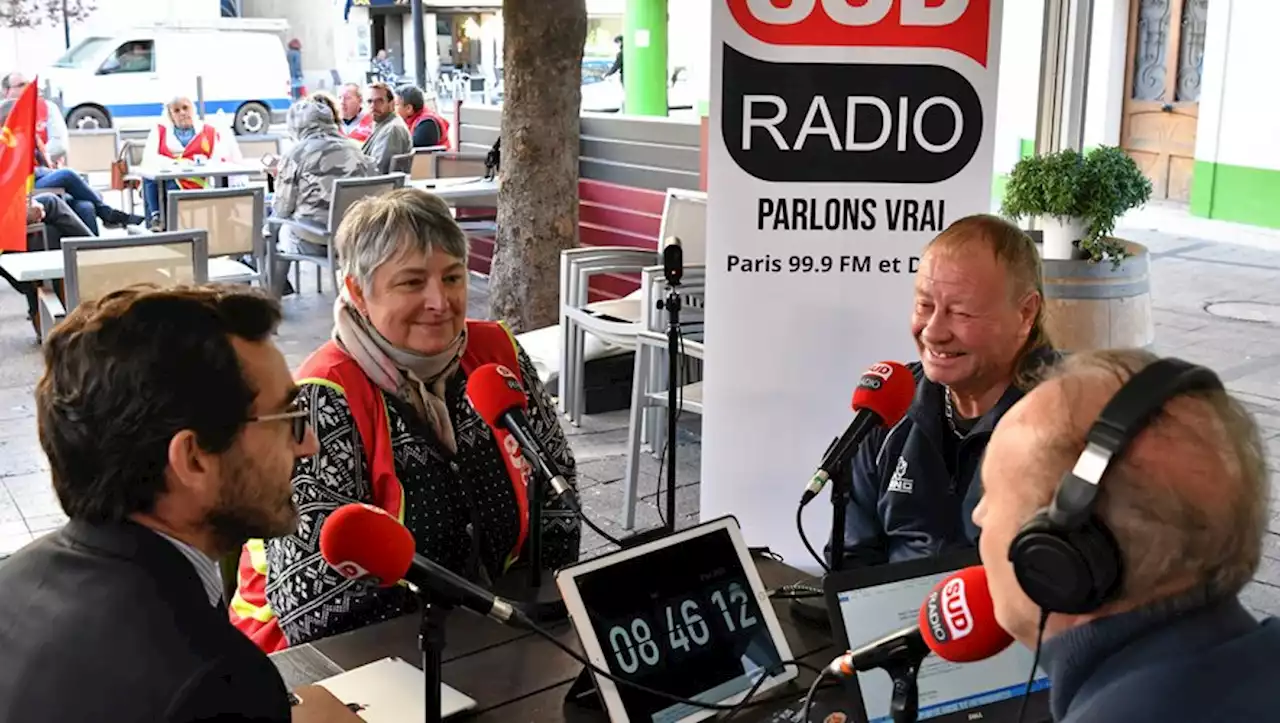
[394,84,451,150]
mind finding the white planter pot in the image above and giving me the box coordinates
[1040,216,1087,260]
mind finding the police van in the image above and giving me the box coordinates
[41,19,293,135]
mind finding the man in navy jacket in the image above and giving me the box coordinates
[974,349,1280,722]
[834,215,1057,568]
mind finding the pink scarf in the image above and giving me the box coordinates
[332,289,467,453]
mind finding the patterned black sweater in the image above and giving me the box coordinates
[263,345,580,645]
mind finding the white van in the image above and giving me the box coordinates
[41,21,292,135]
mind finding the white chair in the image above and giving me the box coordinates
[622,328,705,529]
[557,188,708,429]
[166,187,265,285]
[265,173,406,295]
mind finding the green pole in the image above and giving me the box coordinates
[622,0,668,116]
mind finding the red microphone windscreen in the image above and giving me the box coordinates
[917,566,1014,663]
[466,362,528,428]
[851,361,915,426]
[319,503,416,587]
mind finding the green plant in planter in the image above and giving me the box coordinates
[1001,146,1153,266]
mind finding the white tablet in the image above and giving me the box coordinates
[556,516,798,723]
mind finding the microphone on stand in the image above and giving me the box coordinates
[662,236,683,286]
[467,363,575,500]
[825,566,1013,678]
[320,503,530,723]
[791,361,917,630]
[799,361,916,508]
[657,235,684,533]
[320,502,531,629]
[820,566,1014,723]
[465,363,627,557]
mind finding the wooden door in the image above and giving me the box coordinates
[1120,0,1209,203]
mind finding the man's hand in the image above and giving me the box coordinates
[27,201,45,224]
[289,685,364,723]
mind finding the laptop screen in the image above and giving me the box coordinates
[827,553,1050,723]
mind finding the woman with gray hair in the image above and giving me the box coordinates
[230,188,581,652]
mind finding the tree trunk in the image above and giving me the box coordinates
[488,0,587,333]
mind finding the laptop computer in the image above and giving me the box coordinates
[822,550,1051,723]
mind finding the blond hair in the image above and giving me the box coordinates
[926,214,1053,389]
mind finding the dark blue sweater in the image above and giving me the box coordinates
[833,362,1031,566]
[1040,592,1280,722]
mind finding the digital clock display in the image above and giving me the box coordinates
[573,527,785,723]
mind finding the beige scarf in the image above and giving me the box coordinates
[333,289,467,453]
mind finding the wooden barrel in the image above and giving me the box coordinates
[1030,234,1155,352]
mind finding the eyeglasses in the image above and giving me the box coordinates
[249,398,310,444]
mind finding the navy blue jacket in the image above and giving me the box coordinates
[832,361,1034,568]
[1041,593,1280,722]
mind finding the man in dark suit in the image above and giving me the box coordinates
[0,285,358,722]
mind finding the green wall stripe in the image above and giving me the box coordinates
[1190,161,1280,230]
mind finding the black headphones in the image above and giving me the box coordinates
[1006,357,1224,615]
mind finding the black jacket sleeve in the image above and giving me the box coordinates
[166,656,290,723]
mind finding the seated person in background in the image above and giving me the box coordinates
[338,82,373,143]
[269,94,375,296]
[230,189,581,652]
[395,84,451,150]
[0,95,141,232]
[360,81,411,174]
[3,72,68,166]
[975,349,1280,722]
[0,285,358,722]
[834,215,1058,568]
[5,193,95,332]
[141,95,245,229]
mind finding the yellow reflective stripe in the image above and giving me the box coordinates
[245,538,268,575]
[298,377,346,395]
[230,591,276,623]
[495,320,520,361]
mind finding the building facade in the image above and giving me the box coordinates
[992,0,1273,230]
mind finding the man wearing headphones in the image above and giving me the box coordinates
[973,348,1280,722]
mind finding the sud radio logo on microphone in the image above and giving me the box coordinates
[332,560,375,582]
[857,362,897,391]
[925,576,974,643]
[721,0,989,184]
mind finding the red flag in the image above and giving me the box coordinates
[0,79,38,253]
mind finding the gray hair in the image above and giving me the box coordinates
[1036,349,1268,601]
[336,188,469,289]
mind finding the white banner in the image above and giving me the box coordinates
[702,0,1003,569]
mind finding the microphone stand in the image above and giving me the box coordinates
[886,657,924,723]
[526,455,544,590]
[828,444,850,572]
[419,598,452,723]
[655,240,683,534]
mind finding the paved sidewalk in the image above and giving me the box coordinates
[1,218,1279,619]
